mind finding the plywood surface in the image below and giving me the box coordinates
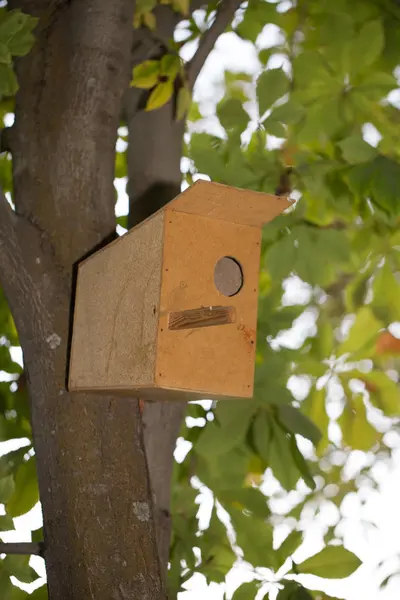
[156,211,261,398]
[168,180,292,227]
[69,212,164,391]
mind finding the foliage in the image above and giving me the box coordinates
[0,8,37,99]
[1,0,400,599]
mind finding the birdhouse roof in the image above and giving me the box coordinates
[166,180,292,227]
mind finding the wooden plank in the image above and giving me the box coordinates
[168,306,236,330]
[69,211,164,391]
[157,211,260,398]
[167,180,293,228]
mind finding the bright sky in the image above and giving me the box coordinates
[1,12,400,600]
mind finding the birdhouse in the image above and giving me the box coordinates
[68,181,291,400]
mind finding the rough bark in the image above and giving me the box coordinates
[3,1,165,599]
[124,0,242,576]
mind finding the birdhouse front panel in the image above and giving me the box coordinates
[155,209,261,398]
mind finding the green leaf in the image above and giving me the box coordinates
[176,85,191,121]
[267,226,351,287]
[190,133,227,181]
[372,261,400,322]
[197,403,254,459]
[338,395,378,451]
[0,64,18,97]
[31,526,43,543]
[0,513,14,531]
[3,555,39,583]
[172,0,189,16]
[252,409,272,462]
[6,457,39,517]
[0,42,11,64]
[217,98,249,134]
[160,54,180,79]
[359,370,400,416]
[131,60,159,89]
[277,530,303,564]
[302,388,329,456]
[269,422,300,491]
[231,509,277,569]
[145,80,174,111]
[297,545,361,579]
[231,581,259,599]
[277,404,322,446]
[236,0,279,43]
[267,99,305,126]
[339,135,377,164]
[0,475,15,503]
[289,437,316,491]
[263,116,286,138]
[29,585,48,600]
[135,0,157,15]
[116,215,128,229]
[257,68,290,117]
[277,582,313,600]
[338,307,382,357]
[220,487,270,520]
[349,20,384,75]
[370,156,400,214]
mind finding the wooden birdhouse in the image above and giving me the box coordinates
[68,181,291,400]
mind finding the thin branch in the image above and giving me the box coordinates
[186,0,243,87]
[0,542,44,556]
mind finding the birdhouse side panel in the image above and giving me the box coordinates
[156,211,261,398]
[69,212,164,391]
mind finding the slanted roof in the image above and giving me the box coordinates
[166,180,292,228]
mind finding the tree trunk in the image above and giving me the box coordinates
[3,1,164,598]
[123,8,188,576]
[126,95,187,579]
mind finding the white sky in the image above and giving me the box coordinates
[1,13,400,600]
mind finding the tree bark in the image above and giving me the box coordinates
[124,1,242,576]
[3,1,165,598]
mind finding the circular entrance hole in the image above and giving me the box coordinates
[214,256,243,297]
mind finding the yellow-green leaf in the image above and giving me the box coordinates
[302,388,329,456]
[176,85,191,121]
[131,60,159,89]
[372,261,400,323]
[338,395,378,451]
[338,307,382,357]
[146,80,174,111]
[160,54,180,79]
[172,0,189,15]
[6,457,39,517]
[143,11,156,31]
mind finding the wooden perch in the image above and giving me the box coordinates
[168,306,236,330]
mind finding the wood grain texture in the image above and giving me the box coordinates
[168,305,235,330]
[156,210,261,398]
[69,211,164,392]
[168,179,293,228]
[6,1,165,598]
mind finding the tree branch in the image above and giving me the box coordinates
[186,0,243,87]
[0,542,44,556]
